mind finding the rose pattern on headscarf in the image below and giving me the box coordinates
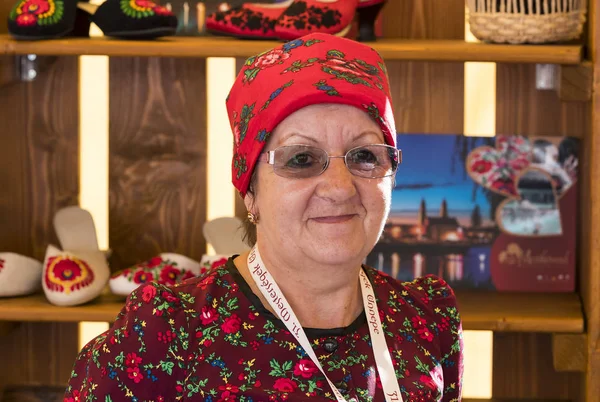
[242,37,324,84]
[313,79,341,96]
[320,50,385,89]
[232,104,256,147]
[233,153,249,180]
[226,33,397,196]
[260,80,295,111]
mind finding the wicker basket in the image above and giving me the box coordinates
[466,0,587,44]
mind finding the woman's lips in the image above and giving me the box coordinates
[311,214,356,224]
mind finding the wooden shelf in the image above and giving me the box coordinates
[0,290,584,332]
[456,291,584,333]
[0,292,125,323]
[0,35,583,64]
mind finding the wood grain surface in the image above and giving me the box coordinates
[108,57,208,270]
[584,0,600,399]
[1,384,65,402]
[0,0,10,35]
[493,59,589,400]
[553,334,588,372]
[0,56,79,259]
[495,64,590,137]
[492,333,582,400]
[0,322,78,395]
[0,55,79,395]
[381,0,464,135]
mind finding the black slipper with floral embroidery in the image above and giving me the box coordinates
[8,0,177,40]
[7,0,78,40]
[79,0,177,39]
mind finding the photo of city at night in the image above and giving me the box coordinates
[366,133,579,291]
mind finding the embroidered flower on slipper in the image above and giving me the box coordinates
[44,255,95,295]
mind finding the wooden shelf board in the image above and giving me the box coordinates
[456,291,584,333]
[0,290,584,332]
[0,292,126,323]
[0,35,583,64]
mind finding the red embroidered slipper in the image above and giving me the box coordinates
[274,0,359,41]
[205,1,292,39]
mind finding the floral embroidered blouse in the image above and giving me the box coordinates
[65,258,463,402]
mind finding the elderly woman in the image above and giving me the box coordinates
[65,33,463,402]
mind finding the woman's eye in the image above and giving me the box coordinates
[352,149,378,164]
[286,153,315,168]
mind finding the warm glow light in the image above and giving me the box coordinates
[206,57,237,254]
[78,13,110,349]
[464,12,496,137]
[462,8,494,399]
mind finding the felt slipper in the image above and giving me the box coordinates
[42,206,110,306]
[0,253,43,297]
[109,253,229,296]
[109,253,199,296]
[8,0,177,40]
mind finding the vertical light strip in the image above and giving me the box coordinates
[78,15,110,349]
[79,55,109,251]
[206,57,237,254]
[464,22,496,138]
[461,8,495,399]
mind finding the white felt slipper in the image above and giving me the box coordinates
[0,253,43,297]
[42,206,110,306]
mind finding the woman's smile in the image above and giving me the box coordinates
[310,214,357,224]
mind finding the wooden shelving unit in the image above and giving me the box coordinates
[0,0,598,400]
[0,291,584,333]
[0,35,584,64]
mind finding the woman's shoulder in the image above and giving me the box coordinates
[116,256,235,321]
[365,267,459,310]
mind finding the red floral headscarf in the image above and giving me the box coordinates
[226,32,397,196]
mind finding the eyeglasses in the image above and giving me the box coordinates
[259,144,402,179]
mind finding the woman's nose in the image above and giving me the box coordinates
[315,157,357,201]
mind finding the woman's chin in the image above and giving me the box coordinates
[305,238,367,266]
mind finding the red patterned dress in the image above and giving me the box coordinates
[64,258,463,402]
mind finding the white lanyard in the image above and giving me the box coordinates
[247,246,403,402]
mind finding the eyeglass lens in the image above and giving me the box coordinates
[271,145,399,179]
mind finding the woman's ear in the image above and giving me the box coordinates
[244,192,256,214]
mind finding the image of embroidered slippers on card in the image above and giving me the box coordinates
[0,253,43,297]
[496,168,563,237]
[42,206,110,307]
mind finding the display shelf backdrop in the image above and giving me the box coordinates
[0,0,593,400]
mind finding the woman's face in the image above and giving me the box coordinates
[246,103,394,266]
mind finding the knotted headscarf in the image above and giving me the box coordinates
[226,32,397,196]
